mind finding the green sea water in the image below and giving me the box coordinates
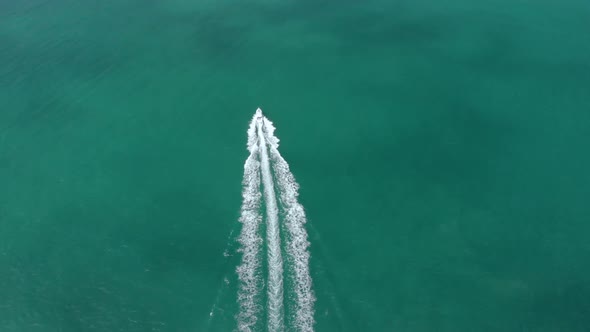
[1,0,590,331]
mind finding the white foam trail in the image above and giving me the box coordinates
[257,113,285,332]
[236,116,264,332]
[263,116,316,332]
[236,109,314,332]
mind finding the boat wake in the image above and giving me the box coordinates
[236,109,315,332]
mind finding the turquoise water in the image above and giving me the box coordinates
[1,0,590,331]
